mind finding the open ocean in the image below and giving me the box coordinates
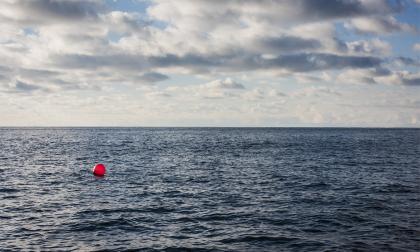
[0,128,419,251]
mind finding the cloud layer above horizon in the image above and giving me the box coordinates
[0,0,419,126]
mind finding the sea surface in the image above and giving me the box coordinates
[0,128,419,251]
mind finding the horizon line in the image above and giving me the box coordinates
[0,126,419,129]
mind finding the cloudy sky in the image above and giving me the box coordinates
[0,0,419,127]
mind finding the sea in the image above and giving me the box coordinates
[0,128,419,251]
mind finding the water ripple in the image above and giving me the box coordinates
[0,128,419,251]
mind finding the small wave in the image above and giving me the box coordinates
[185,212,253,222]
[105,247,225,252]
[0,188,20,193]
[302,182,331,189]
[67,218,154,232]
[77,206,175,217]
[220,235,298,244]
[374,183,417,194]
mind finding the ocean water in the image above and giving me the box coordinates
[0,128,419,251]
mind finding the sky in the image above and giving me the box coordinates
[0,0,419,127]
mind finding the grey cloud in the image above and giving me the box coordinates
[348,16,416,35]
[53,51,382,74]
[148,54,221,69]
[208,78,245,89]
[9,80,46,93]
[258,36,322,52]
[0,65,12,74]
[372,67,392,76]
[402,77,420,86]
[138,72,169,83]
[333,37,349,52]
[52,53,150,70]
[339,67,420,86]
[18,68,61,78]
[395,57,420,66]
[149,52,382,72]
[0,0,405,91]
[300,0,374,19]
[106,12,150,34]
[298,0,400,21]
[50,78,101,91]
[17,0,102,22]
[256,53,382,72]
[150,0,398,28]
[218,81,244,89]
[270,90,288,97]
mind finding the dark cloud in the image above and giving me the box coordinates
[53,51,382,74]
[402,76,420,86]
[372,67,392,76]
[263,53,382,72]
[148,54,221,69]
[19,0,102,21]
[148,52,383,73]
[258,36,322,52]
[300,0,401,21]
[301,0,369,19]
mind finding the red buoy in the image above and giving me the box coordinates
[93,163,106,176]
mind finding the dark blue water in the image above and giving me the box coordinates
[1,128,419,251]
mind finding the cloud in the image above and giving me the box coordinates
[338,68,420,86]
[6,80,48,94]
[144,90,172,98]
[149,52,383,73]
[261,53,382,72]
[0,0,103,25]
[346,16,416,35]
[257,35,322,52]
[296,0,394,19]
[0,0,410,92]
[373,71,420,86]
[51,53,150,71]
[138,72,169,83]
[148,0,398,28]
[395,57,420,67]
[292,86,341,98]
[168,78,245,100]
[295,72,332,84]
[18,68,61,79]
[345,39,391,55]
[0,0,418,127]
[50,49,383,75]
[242,88,265,101]
[204,78,245,89]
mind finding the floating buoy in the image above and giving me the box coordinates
[93,163,106,176]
